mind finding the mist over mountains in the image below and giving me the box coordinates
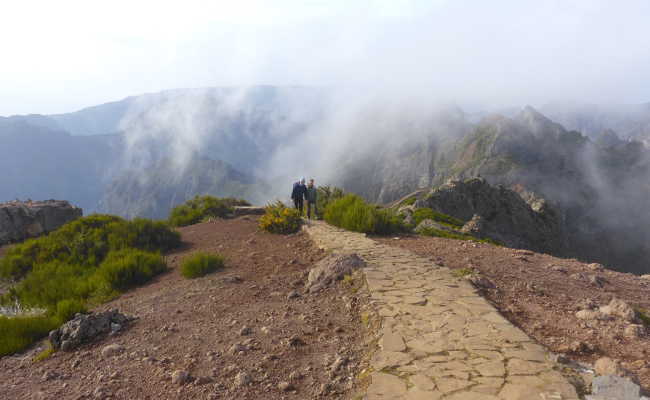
[1,86,649,273]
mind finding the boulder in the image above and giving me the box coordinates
[101,344,125,357]
[600,298,638,322]
[594,357,624,376]
[624,324,645,338]
[172,370,190,385]
[587,375,640,400]
[306,253,366,293]
[48,310,135,351]
[0,200,82,244]
[575,310,609,321]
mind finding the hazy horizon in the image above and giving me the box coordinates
[2,0,650,116]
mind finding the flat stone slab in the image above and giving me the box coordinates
[302,221,578,400]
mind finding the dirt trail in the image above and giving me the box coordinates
[0,217,367,400]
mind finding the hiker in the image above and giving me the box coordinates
[305,178,318,219]
[291,177,307,214]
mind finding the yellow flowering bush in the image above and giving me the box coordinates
[259,201,302,234]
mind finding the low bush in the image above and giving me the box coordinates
[168,195,249,227]
[181,252,225,278]
[0,214,179,281]
[93,249,166,293]
[0,214,180,356]
[316,185,345,219]
[324,194,403,235]
[53,299,87,324]
[400,197,417,206]
[259,201,302,234]
[412,208,464,229]
[0,314,58,357]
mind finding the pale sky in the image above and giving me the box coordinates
[1,0,650,115]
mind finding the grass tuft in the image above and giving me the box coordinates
[33,341,56,362]
[181,252,225,279]
[452,268,474,278]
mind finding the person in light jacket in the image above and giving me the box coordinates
[305,178,318,219]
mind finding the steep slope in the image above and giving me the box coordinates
[49,96,136,136]
[98,158,265,219]
[432,107,650,273]
[0,119,122,211]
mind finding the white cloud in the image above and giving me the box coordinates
[0,0,649,114]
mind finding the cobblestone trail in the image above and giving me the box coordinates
[304,221,580,400]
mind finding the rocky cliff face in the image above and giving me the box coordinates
[98,158,265,219]
[419,178,565,254]
[0,200,82,244]
[425,107,650,274]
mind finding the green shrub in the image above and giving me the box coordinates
[401,197,417,206]
[0,314,58,357]
[412,208,464,229]
[54,299,86,324]
[324,194,403,235]
[0,214,180,356]
[181,252,225,278]
[259,201,302,234]
[168,195,249,227]
[316,185,345,219]
[0,214,179,281]
[93,249,166,293]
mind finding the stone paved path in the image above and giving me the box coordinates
[303,221,581,400]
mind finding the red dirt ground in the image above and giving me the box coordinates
[0,217,367,400]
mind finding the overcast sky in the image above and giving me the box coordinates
[1,0,650,115]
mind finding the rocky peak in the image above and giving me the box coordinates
[422,178,565,254]
[515,105,567,139]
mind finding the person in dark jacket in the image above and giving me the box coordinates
[291,178,307,214]
[305,178,318,219]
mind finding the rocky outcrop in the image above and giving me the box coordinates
[306,253,366,293]
[0,200,82,244]
[421,178,564,254]
[49,310,135,351]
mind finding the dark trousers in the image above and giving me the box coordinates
[293,198,304,214]
[307,201,317,219]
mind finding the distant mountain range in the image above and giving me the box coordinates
[1,86,649,273]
